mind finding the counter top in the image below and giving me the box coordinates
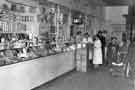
[0,50,75,90]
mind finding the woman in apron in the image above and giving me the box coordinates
[107,37,119,68]
[93,36,102,69]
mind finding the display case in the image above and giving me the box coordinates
[0,1,77,67]
[0,33,76,66]
[0,1,77,90]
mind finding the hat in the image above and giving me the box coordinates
[102,30,107,33]
[98,30,102,34]
[111,37,117,40]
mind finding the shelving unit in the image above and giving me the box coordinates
[54,5,71,49]
[38,4,72,49]
[0,9,36,34]
[0,1,39,57]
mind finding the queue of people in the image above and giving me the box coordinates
[90,31,128,69]
[92,31,107,69]
[75,30,135,86]
[91,30,135,86]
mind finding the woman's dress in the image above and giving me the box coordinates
[93,40,102,64]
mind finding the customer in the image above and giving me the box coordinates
[126,37,135,87]
[119,37,128,63]
[102,30,108,65]
[107,37,119,68]
[93,35,102,69]
[76,31,82,44]
[88,34,94,62]
[97,31,106,65]
[83,33,93,64]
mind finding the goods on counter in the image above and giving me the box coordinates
[4,50,14,57]
[0,55,18,65]
[17,47,39,60]
[13,40,26,48]
[69,45,76,50]
[5,57,18,64]
[18,50,29,59]
[28,51,38,59]
[0,59,5,66]
[4,50,19,63]
[32,46,48,57]
[0,43,6,50]
[0,55,6,66]
[27,47,39,58]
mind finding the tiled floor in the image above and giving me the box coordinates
[33,67,134,90]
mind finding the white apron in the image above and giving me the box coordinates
[93,40,102,64]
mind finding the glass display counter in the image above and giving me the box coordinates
[0,40,76,90]
[0,2,76,90]
[0,39,76,66]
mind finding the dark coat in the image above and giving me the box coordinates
[107,43,119,63]
[126,43,135,64]
[126,43,135,80]
[97,35,106,48]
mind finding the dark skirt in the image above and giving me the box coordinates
[129,62,135,80]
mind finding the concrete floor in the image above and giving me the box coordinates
[33,67,134,90]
